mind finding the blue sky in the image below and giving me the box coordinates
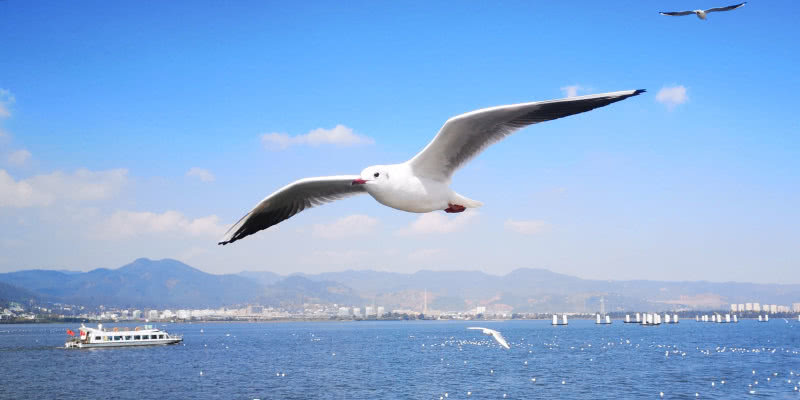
[1,1,798,283]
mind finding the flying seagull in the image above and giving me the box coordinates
[659,2,746,19]
[467,327,510,350]
[218,89,644,245]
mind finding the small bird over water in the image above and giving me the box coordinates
[219,89,644,245]
[659,2,746,20]
[468,327,510,350]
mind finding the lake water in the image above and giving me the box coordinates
[1,319,799,399]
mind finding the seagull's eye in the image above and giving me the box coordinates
[373,172,380,178]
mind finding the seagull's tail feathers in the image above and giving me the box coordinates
[452,193,483,209]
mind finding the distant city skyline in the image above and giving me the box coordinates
[1,2,798,283]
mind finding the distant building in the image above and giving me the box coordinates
[337,307,350,317]
[753,303,761,312]
[730,304,737,312]
[476,306,486,315]
[132,310,142,319]
[161,310,175,319]
[793,303,800,313]
[738,304,745,312]
[177,310,191,319]
[769,304,777,314]
[745,303,753,311]
[352,307,361,318]
[147,310,159,320]
[377,306,385,317]
[247,305,264,315]
[365,306,375,317]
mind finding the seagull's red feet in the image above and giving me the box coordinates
[444,204,466,213]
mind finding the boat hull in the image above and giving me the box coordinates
[66,338,182,349]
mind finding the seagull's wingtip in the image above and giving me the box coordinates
[633,89,647,96]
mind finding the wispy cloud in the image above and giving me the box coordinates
[504,219,550,235]
[312,214,379,238]
[0,89,15,119]
[408,248,445,261]
[186,167,215,182]
[560,85,585,98]
[7,149,31,166]
[96,210,226,238]
[397,210,478,235]
[261,125,374,150]
[0,168,128,208]
[656,85,688,109]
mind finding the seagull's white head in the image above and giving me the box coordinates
[352,165,390,186]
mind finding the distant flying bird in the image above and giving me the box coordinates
[218,89,644,245]
[659,2,746,20]
[468,327,510,350]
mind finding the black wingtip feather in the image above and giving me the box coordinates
[633,89,646,96]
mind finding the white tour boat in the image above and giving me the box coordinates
[65,324,182,349]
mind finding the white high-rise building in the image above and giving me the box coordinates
[476,306,486,315]
[753,303,761,312]
[769,304,777,314]
[338,307,350,317]
[377,306,385,317]
[352,307,361,318]
[745,303,753,311]
[738,304,745,312]
[132,310,142,319]
[730,304,737,312]
[793,303,800,313]
[365,306,375,317]
[147,310,159,320]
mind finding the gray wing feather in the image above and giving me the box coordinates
[660,11,695,16]
[706,2,746,13]
[218,175,366,245]
[407,89,645,182]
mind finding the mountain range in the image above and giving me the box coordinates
[1,258,799,312]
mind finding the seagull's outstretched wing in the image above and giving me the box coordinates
[659,10,695,16]
[407,90,645,182]
[706,2,746,13]
[218,175,366,245]
[467,327,510,349]
[489,330,510,349]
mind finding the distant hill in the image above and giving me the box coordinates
[2,259,799,312]
[0,258,263,308]
[0,281,39,304]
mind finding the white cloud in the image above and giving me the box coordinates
[7,149,31,166]
[261,125,374,150]
[311,214,379,239]
[186,167,215,182]
[560,85,584,98]
[655,85,688,109]
[397,210,478,235]
[304,250,369,265]
[504,219,550,235]
[97,210,226,238]
[0,168,128,208]
[0,89,15,119]
[408,248,445,261]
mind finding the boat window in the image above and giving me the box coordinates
[104,336,110,341]
[134,335,141,340]
[149,335,155,339]
[159,335,164,339]
[114,336,122,341]
[95,336,101,341]
[125,336,132,340]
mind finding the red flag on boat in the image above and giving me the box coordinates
[66,329,75,336]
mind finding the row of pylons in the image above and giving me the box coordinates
[623,313,680,325]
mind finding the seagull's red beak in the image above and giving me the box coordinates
[352,179,367,185]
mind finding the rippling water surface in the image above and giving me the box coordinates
[1,319,799,399]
